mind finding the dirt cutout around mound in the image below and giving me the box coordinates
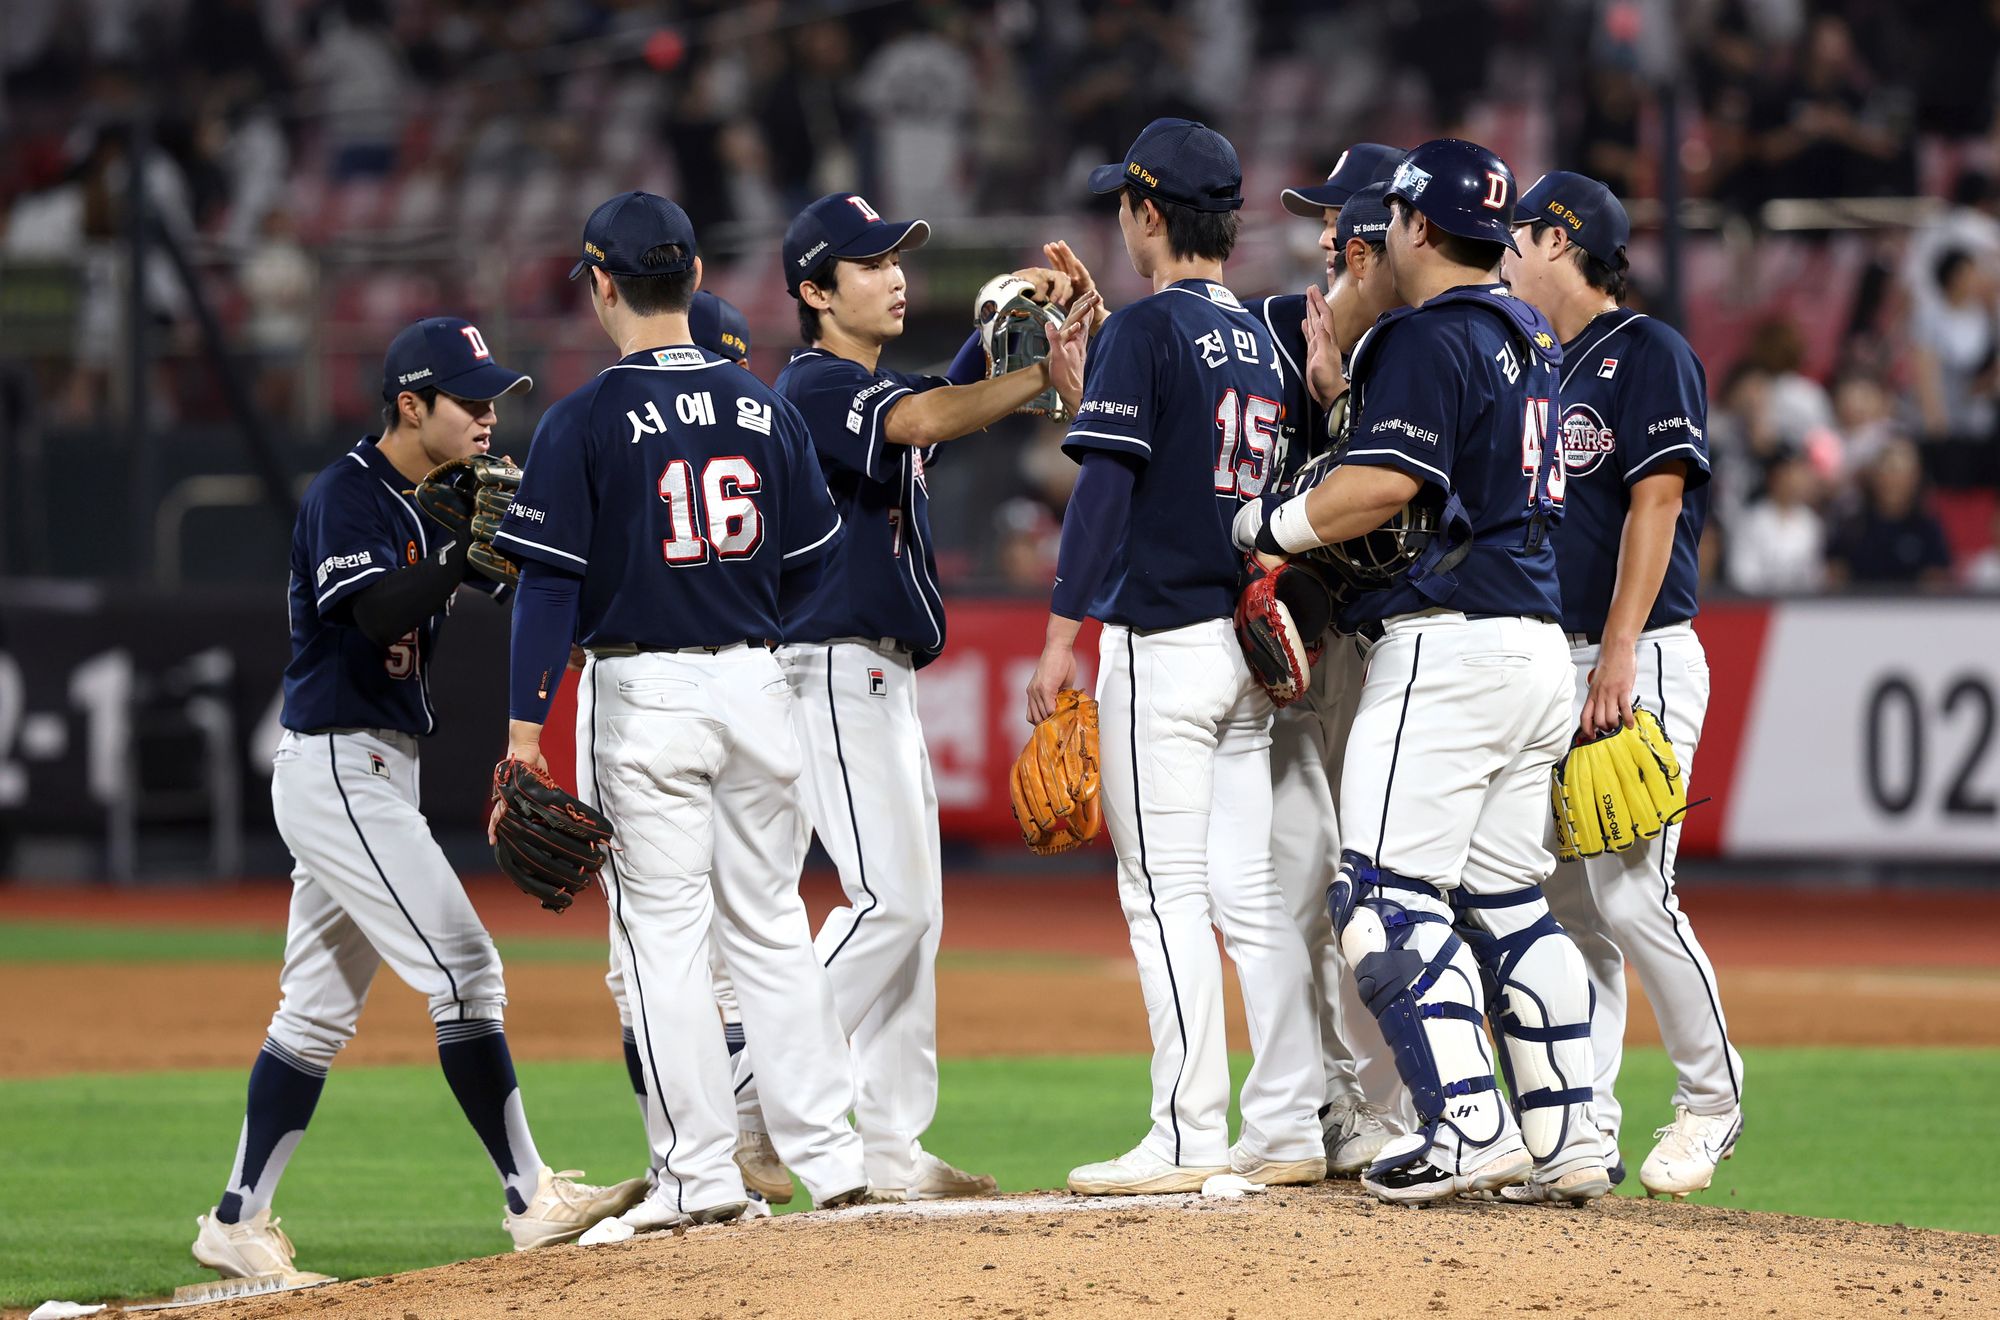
[7,958,2000,1079]
[193,1187,1995,1320]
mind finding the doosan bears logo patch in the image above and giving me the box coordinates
[868,669,887,697]
[1559,404,1617,478]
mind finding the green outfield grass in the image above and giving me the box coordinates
[1,1048,1995,1306]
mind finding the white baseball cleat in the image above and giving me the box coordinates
[577,1189,747,1244]
[734,1130,795,1205]
[878,1145,996,1201]
[1324,1101,1396,1177]
[1362,1129,1531,1206]
[1494,1162,1614,1205]
[1228,1141,1326,1186]
[1067,1146,1227,1196]
[503,1167,651,1250]
[1640,1107,1742,1199]
[192,1206,321,1279]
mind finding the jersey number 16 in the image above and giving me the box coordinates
[659,456,764,565]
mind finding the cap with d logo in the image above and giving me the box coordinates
[1281,143,1405,218]
[782,193,931,296]
[381,317,532,402]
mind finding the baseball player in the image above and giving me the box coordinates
[1234,139,1609,1205]
[191,319,645,1281]
[1501,171,1742,1198]
[590,286,791,1202]
[741,190,1087,1201]
[495,191,870,1233]
[1028,118,1326,1195]
[1254,146,1413,1175]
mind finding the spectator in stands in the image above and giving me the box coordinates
[1830,370,1898,472]
[1757,14,1911,200]
[1725,447,1826,595]
[1908,246,2000,442]
[1826,439,1955,588]
[1743,317,1835,449]
[302,0,407,180]
[240,206,313,425]
[855,6,976,219]
[1707,361,1781,526]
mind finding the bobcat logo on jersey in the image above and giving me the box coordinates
[1560,403,1618,478]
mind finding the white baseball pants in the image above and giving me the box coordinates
[266,728,507,1067]
[580,647,864,1211]
[1545,624,1744,1138]
[1098,619,1323,1168]
[1339,612,1599,1168]
[1269,637,1405,1126]
[770,639,943,1191]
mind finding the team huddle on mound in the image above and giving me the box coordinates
[187,118,1746,1284]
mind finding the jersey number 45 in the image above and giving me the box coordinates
[660,457,763,565]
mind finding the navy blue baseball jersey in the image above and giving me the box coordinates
[1063,279,1285,631]
[493,345,842,647]
[775,348,952,664]
[282,437,449,736]
[1338,285,1566,626]
[1244,293,1335,488]
[1551,308,1711,635]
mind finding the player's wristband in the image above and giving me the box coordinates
[1259,494,1324,556]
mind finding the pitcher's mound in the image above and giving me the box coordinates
[206,1186,1996,1319]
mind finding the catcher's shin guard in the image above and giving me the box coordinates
[1454,888,1596,1172]
[1332,853,1506,1143]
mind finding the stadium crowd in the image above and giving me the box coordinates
[3,0,2000,593]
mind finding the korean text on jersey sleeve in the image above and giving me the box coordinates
[1341,327,1465,491]
[493,393,595,571]
[1061,310,1156,464]
[1618,330,1714,489]
[303,475,401,618]
[777,397,845,565]
[785,353,916,483]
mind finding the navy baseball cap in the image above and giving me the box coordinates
[1515,171,1630,263]
[1336,182,1393,246]
[569,191,698,281]
[1087,118,1243,213]
[689,290,751,362]
[380,317,531,402]
[782,193,930,296]
[1281,143,1405,219]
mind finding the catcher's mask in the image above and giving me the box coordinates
[973,274,1067,420]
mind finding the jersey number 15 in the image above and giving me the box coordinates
[1212,389,1283,498]
[659,457,764,565]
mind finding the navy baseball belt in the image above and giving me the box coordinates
[588,640,772,657]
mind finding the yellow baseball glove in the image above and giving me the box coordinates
[1010,688,1102,856]
[1551,706,1687,861]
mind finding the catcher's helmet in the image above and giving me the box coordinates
[1384,138,1520,253]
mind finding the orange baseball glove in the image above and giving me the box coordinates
[1010,688,1103,855]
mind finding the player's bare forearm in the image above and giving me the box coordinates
[1602,469,1685,650]
[1583,467,1684,735]
[883,366,1051,446]
[1301,464,1422,545]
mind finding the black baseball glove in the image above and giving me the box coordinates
[490,756,615,912]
